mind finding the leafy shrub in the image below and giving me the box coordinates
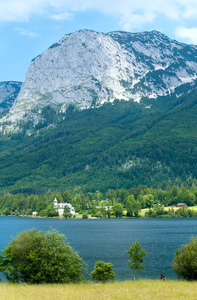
[175,207,196,217]
[90,261,116,283]
[172,236,197,280]
[82,212,88,219]
[145,206,168,218]
[0,228,87,283]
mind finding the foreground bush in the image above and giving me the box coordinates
[172,236,197,280]
[90,261,116,283]
[0,228,87,283]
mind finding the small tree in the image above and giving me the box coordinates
[126,200,141,217]
[82,212,88,219]
[126,199,133,217]
[62,191,72,203]
[127,240,147,280]
[172,237,197,280]
[144,194,154,209]
[0,228,87,283]
[63,206,72,218]
[112,203,123,217]
[90,261,116,283]
[44,203,59,217]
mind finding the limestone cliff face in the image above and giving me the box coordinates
[1,29,197,132]
[0,81,22,112]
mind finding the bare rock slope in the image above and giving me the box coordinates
[1,30,197,132]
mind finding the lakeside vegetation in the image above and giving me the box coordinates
[1,229,197,296]
[1,182,197,218]
[1,280,197,300]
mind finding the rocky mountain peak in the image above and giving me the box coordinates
[1,29,197,133]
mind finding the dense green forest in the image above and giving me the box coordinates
[1,182,197,218]
[0,80,197,194]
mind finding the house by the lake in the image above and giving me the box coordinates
[176,203,187,207]
[54,198,75,216]
[96,206,112,210]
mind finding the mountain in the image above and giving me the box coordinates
[0,81,22,113]
[0,30,197,193]
[0,78,197,194]
[1,29,197,133]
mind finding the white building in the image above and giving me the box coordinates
[96,206,112,210]
[54,198,75,216]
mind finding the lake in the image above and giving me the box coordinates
[0,216,197,281]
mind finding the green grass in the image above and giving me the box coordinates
[140,206,197,217]
[1,280,197,300]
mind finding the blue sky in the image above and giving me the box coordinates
[1,0,197,82]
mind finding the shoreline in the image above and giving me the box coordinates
[1,207,197,220]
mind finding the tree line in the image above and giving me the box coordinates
[1,182,197,217]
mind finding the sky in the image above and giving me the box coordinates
[1,0,197,82]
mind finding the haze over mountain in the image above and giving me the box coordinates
[1,29,197,133]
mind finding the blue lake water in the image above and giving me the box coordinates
[0,216,197,281]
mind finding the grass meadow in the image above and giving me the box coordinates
[1,280,197,300]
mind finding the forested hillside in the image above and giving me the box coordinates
[0,80,197,194]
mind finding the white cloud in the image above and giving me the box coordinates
[119,11,156,31]
[0,0,45,22]
[50,12,73,21]
[14,27,40,38]
[178,0,197,19]
[1,0,197,32]
[175,27,197,45]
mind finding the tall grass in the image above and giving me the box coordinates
[1,280,197,300]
